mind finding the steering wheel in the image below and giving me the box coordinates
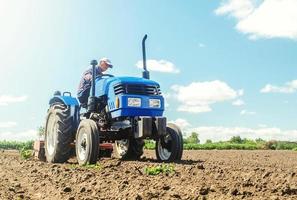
[96,74,114,79]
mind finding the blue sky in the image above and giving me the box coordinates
[1,0,297,142]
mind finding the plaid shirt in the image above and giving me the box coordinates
[77,66,103,95]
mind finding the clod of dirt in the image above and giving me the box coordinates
[171,193,181,199]
[63,187,72,193]
[197,164,205,170]
[262,171,272,178]
[135,194,142,200]
[281,186,297,195]
[210,185,216,192]
[199,186,210,195]
[8,187,15,192]
[80,187,86,193]
[162,185,170,191]
[230,188,239,196]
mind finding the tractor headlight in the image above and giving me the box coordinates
[128,98,141,107]
[149,99,161,108]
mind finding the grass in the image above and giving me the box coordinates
[144,164,175,175]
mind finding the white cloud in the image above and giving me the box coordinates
[215,0,255,19]
[215,0,297,40]
[0,129,37,141]
[190,126,297,143]
[0,95,28,106]
[169,118,191,130]
[0,121,17,128]
[136,59,180,73]
[240,109,256,115]
[260,80,297,93]
[171,80,242,113]
[232,99,245,106]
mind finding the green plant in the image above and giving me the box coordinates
[82,163,101,170]
[144,140,155,149]
[144,164,175,175]
[20,148,33,160]
[293,147,297,151]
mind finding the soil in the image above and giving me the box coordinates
[0,150,297,200]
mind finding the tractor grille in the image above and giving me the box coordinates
[114,84,161,96]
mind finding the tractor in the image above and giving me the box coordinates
[39,35,183,165]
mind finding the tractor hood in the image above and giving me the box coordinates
[94,76,160,97]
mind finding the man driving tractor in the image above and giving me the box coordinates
[77,57,113,105]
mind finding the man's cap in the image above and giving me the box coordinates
[100,57,113,68]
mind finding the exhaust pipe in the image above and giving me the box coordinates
[90,60,98,97]
[142,34,150,79]
[87,59,98,113]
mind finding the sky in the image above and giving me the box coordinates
[1,0,297,142]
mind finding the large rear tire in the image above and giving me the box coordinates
[155,123,183,162]
[76,119,100,165]
[45,104,74,163]
[113,138,144,160]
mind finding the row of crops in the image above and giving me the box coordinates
[1,139,297,151]
[0,140,34,150]
[145,140,297,150]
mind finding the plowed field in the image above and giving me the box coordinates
[1,150,297,200]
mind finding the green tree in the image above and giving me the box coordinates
[255,138,265,143]
[229,136,243,144]
[205,139,212,144]
[186,132,200,144]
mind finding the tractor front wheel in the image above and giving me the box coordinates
[76,119,100,165]
[155,123,183,162]
[113,138,144,160]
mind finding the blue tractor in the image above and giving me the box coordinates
[44,35,183,165]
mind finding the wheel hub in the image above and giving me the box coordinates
[77,131,88,161]
[115,139,129,156]
[158,134,172,160]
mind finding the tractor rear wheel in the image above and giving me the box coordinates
[155,123,183,162]
[113,138,144,160]
[76,119,100,165]
[45,104,74,163]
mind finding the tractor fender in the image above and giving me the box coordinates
[49,95,80,129]
[49,95,79,107]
